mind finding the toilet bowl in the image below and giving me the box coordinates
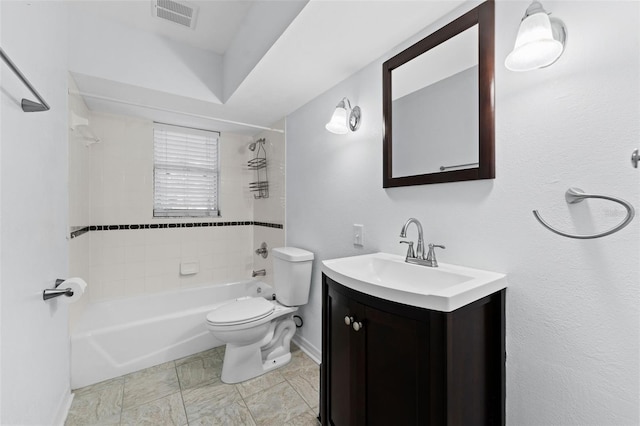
[205,247,314,384]
[206,297,298,383]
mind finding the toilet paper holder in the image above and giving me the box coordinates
[43,279,74,301]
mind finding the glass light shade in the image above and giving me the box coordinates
[325,107,349,134]
[505,12,563,71]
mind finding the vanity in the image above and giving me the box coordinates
[320,1,504,423]
[320,253,506,426]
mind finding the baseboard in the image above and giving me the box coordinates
[53,389,74,426]
[292,335,321,364]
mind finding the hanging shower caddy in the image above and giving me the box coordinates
[248,138,269,199]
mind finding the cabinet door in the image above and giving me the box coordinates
[364,305,429,426]
[326,285,365,426]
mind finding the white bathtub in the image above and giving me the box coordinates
[71,280,273,389]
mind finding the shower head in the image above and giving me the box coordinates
[248,138,266,151]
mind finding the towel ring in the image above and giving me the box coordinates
[533,188,635,239]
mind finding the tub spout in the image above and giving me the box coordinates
[252,269,266,277]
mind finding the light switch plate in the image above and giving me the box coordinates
[353,224,364,247]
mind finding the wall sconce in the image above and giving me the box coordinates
[505,1,567,72]
[325,97,361,134]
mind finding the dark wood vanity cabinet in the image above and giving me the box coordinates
[321,274,505,426]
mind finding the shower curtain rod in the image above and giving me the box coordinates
[69,90,284,133]
[0,47,50,112]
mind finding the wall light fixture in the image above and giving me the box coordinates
[505,1,567,72]
[325,97,361,134]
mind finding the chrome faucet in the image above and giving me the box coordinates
[252,269,266,277]
[399,218,445,267]
[399,218,425,259]
[424,244,446,267]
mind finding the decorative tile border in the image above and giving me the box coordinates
[69,221,283,239]
[253,221,284,229]
[70,226,90,239]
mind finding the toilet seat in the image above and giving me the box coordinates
[206,297,275,326]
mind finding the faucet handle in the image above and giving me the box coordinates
[399,240,415,260]
[426,244,445,267]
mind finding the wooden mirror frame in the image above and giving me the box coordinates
[383,1,495,188]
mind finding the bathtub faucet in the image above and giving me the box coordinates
[252,269,266,277]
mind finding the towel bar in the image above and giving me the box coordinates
[439,162,479,171]
[0,47,50,112]
[533,188,635,239]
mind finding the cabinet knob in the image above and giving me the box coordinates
[344,316,354,326]
[352,321,364,332]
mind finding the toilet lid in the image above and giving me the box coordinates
[207,297,275,326]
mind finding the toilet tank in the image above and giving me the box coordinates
[272,247,314,307]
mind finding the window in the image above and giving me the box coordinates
[153,123,220,217]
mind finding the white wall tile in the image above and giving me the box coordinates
[144,275,167,293]
[124,261,146,280]
[102,230,126,247]
[102,245,125,265]
[145,243,180,261]
[124,278,146,298]
[145,260,171,277]
[69,234,92,328]
[162,228,183,245]
[124,229,146,246]
[253,226,285,288]
[101,279,126,300]
[102,263,125,283]
[165,273,181,291]
[181,242,198,259]
[145,228,168,245]
[253,122,286,225]
[124,245,145,263]
[69,98,288,316]
[197,240,215,257]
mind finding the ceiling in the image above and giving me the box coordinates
[68,0,468,135]
[68,0,254,54]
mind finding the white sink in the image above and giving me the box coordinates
[322,252,507,312]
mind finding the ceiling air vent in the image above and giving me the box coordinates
[152,0,199,30]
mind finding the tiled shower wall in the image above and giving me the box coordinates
[68,77,92,326]
[85,225,253,300]
[252,121,286,285]
[68,89,285,327]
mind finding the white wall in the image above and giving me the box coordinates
[286,1,639,424]
[1,1,72,424]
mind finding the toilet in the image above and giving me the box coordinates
[206,247,314,384]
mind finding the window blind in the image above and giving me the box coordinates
[153,124,220,217]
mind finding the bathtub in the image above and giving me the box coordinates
[71,280,273,389]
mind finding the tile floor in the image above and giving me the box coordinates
[65,344,320,426]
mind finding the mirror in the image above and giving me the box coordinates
[383,1,495,187]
